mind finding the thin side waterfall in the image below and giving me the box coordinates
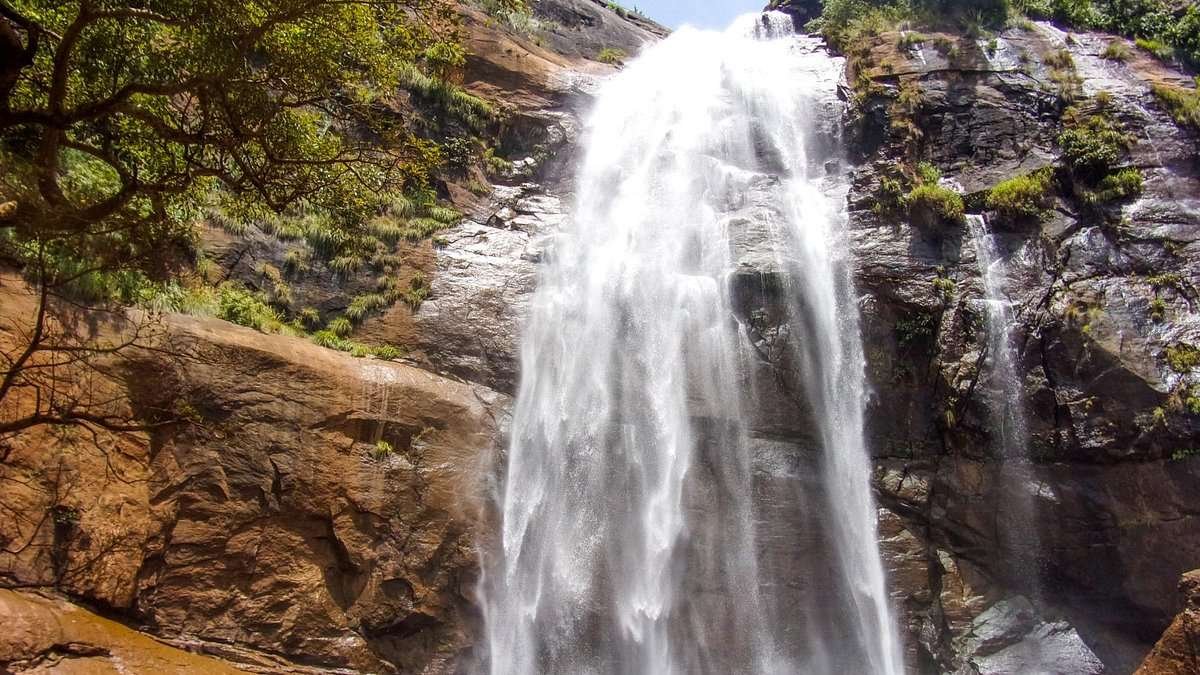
[480,13,901,674]
[968,214,1029,455]
[967,214,1041,591]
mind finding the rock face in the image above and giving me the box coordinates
[0,588,248,673]
[831,21,1200,674]
[0,2,663,673]
[1136,570,1200,675]
[0,279,507,673]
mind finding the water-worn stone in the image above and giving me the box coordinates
[0,588,249,673]
[954,597,1104,675]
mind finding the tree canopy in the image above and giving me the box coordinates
[0,0,471,287]
[0,0,527,438]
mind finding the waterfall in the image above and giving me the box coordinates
[481,13,901,674]
[967,214,1041,592]
[968,215,1030,457]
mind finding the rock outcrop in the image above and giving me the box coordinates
[0,276,507,673]
[836,21,1200,673]
[0,588,248,673]
[1137,569,1200,675]
[0,2,664,673]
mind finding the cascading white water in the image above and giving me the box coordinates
[968,215,1029,455]
[481,13,901,674]
[967,214,1041,591]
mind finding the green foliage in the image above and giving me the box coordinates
[932,273,957,302]
[1153,405,1168,427]
[1,0,463,291]
[1171,448,1200,461]
[812,0,1009,53]
[1148,273,1183,292]
[820,0,1200,68]
[1021,0,1200,67]
[1166,343,1200,373]
[427,206,463,224]
[217,284,294,335]
[371,440,395,461]
[1086,167,1144,204]
[484,147,514,177]
[1101,39,1133,61]
[396,62,497,132]
[897,31,929,49]
[1043,48,1075,70]
[283,248,313,277]
[605,2,633,19]
[328,317,354,338]
[598,48,628,65]
[888,81,925,154]
[895,310,939,348]
[346,293,390,323]
[402,273,432,309]
[986,168,1055,221]
[872,162,964,227]
[1042,48,1083,101]
[1152,83,1200,133]
[298,307,322,329]
[1149,296,1166,322]
[1057,110,1131,179]
[915,162,941,185]
[470,0,540,36]
[372,345,405,361]
[908,184,966,227]
[310,330,402,360]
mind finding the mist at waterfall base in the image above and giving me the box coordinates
[479,13,902,674]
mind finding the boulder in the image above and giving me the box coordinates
[1136,570,1200,675]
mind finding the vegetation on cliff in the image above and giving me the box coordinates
[810,0,1200,67]
[0,0,522,436]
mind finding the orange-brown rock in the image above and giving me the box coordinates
[0,278,507,673]
[1136,570,1200,675]
[0,588,247,673]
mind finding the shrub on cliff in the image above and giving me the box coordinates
[1057,112,1130,179]
[1017,0,1200,67]
[907,184,966,227]
[872,162,965,228]
[987,168,1055,221]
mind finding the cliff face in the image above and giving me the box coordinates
[0,273,507,673]
[838,24,1200,673]
[2,3,1199,674]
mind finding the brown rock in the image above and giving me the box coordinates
[1136,570,1200,675]
[0,588,246,673]
[0,277,508,673]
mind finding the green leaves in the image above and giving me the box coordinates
[1,0,464,295]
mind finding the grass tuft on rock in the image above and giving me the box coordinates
[1152,82,1200,133]
[987,168,1055,222]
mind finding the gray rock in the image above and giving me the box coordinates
[956,598,1105,675]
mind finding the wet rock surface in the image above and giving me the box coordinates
[833,21,1200,674]
[0,589,248,674]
